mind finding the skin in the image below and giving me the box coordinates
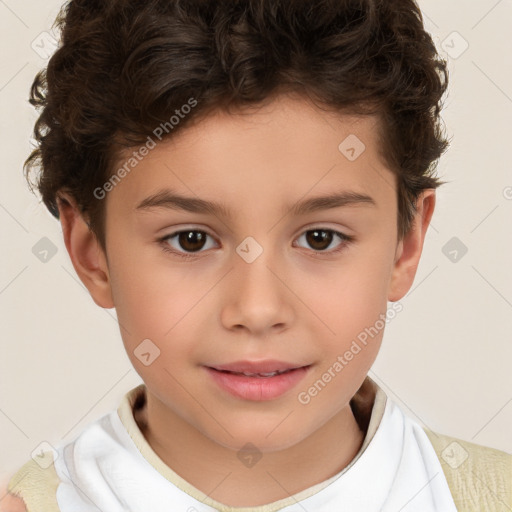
[0,487,26,512]
[52,92,435,507]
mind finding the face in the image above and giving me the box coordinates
[72,93,430,453]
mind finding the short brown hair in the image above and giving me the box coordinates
[25,0,450,253]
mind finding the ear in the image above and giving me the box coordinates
[387,189,436,302]
[57,191,114,309]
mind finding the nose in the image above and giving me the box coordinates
[220,246,294,337]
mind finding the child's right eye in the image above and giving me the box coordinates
[158,229,217,260]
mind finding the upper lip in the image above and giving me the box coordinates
[207,360,309,373]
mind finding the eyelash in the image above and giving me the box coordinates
[157,228,355,260]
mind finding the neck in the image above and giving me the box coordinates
[135,390,372,507]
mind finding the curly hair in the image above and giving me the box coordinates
[25,0,450,254]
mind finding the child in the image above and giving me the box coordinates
[3,0,511,510]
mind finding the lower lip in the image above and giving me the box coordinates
[205,366,310,401]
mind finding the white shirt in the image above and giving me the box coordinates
[51,379,458,511]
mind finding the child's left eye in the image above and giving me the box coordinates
[293,228,354,254]
[158,228,354,260]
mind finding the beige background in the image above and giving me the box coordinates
[1,0,511,483]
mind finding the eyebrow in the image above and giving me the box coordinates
[135,188,376,217]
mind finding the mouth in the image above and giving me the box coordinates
[204,360,311,401]
[208,359,309,374]
[209,368,302,378]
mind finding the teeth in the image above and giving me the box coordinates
[216,368,297,377]
[240,370,287,377]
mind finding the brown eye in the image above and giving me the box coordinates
[176,231,207,252]
[160,230,216,257]
[295,228,352,254]
[304,229,335,251]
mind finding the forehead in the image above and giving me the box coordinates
[107,93,396,218]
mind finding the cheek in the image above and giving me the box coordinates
[108,253,211,376]
[300,248,393,381]
[109,246,198,333]
[308,255,392,331]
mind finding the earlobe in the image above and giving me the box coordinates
[57,192,114,309]
[387,189,436,302]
